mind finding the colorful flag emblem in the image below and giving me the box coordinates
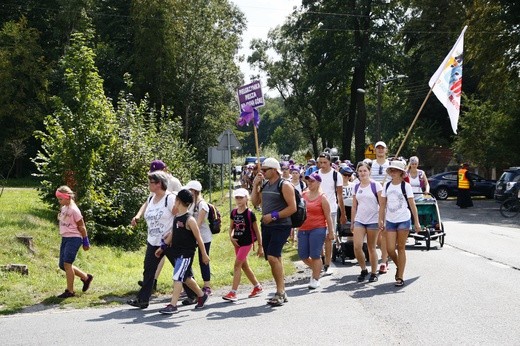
[428,26,467,134]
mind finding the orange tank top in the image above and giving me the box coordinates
[299,192,327,231]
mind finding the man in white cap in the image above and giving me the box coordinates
[370,141,390,274]
[251,157,296,307]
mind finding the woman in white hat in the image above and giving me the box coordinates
[379,160,421,287]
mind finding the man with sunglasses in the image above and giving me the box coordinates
[251,157,297,306]
[370,141,391,274]
[317,152,346,276]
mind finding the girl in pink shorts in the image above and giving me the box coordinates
[222,188,264,302]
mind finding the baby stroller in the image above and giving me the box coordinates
[332,222,369,265]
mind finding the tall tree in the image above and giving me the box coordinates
[0,17,49,176]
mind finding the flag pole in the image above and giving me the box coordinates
[394,88,434,159]
[253,125,261,171]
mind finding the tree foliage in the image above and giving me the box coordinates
[33,32,197,249]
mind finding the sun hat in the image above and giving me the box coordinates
[304,171,322,182]
[409,156,419,164]
[375,141,387,149]
[184,180,202,192]
[386,159,407,173]
[233,188,249,198]
[149,160,166,172]
[261,157,282,175]
[177,189,194,204]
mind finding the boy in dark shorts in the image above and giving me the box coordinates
[156,189,210,315]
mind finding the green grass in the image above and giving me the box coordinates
[0,188,297,314]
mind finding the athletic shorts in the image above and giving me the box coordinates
[297,228,326,259]
[59,237,82,269]
[354,221,379,230]
[235,244,253,261]
[173,256,194,282]
[262,224,291,259]
[386,219,411,232]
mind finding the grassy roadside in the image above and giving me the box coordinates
[0,187,297,315]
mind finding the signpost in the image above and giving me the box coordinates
[217,129,241,212]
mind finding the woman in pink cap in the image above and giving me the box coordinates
[55,185,93,298]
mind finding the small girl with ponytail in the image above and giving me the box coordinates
[55,185,93,298]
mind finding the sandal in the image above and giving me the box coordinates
[395,278,405,287]
[395,267,399,281]
[267,292,287,306]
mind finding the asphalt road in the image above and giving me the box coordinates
[1,199,519,345]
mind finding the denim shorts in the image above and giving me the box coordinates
[354,221,379,231]
[59,236,82,269]
[386,219,411,232]
[262,224,291,259]
[297,228,326,259]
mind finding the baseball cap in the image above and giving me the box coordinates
[184,180,202,192]
[233,188,249,198]
[375,141,387,149]
[149,160,166,172]
[261,157,282,175]
[305,171,322,182]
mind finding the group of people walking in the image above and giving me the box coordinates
[52,143,439,315]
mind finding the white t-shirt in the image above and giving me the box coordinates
[318,169,343,212]
[381,181,414,223]
[192,200,212,243]
[144,193,175,246]
[371,159,390,184]
[353,181,382,224]
[342,179,358,207]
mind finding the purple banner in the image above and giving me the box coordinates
[237,81,264,110]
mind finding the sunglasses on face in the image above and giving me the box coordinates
[261,168,272,173]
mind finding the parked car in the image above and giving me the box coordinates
[494,167,520,201]
[428,171,496,200]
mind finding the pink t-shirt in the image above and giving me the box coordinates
[58,204,83,238]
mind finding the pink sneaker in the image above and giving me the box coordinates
[222,291,237,302]
[248,286,263,298]
[379,263,388,274]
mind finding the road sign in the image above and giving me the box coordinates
[207,147,229,164]
[365,144,376,159]
[217,129,241,150]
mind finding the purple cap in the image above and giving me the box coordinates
[304,171,322,182]
[149,160,166,172]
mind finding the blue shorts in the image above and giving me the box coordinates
[354,221,379,230]
[262,224,291,259]
[173,256,194,283]
[298,228,326,259]
[59,237,82,269]
[386,219,411,232]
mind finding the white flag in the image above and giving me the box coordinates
[428,26,467,134]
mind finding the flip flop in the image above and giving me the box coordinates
[395,278,405,287]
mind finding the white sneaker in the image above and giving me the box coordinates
[308,278,320,289]
[322,266,334,276]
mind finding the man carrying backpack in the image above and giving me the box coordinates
[251,157,296,307]
[317,152,346,275]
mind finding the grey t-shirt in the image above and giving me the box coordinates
[261,178,291,227]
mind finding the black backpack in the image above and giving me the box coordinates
[207,203,222,234]
[263,179,307,228]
